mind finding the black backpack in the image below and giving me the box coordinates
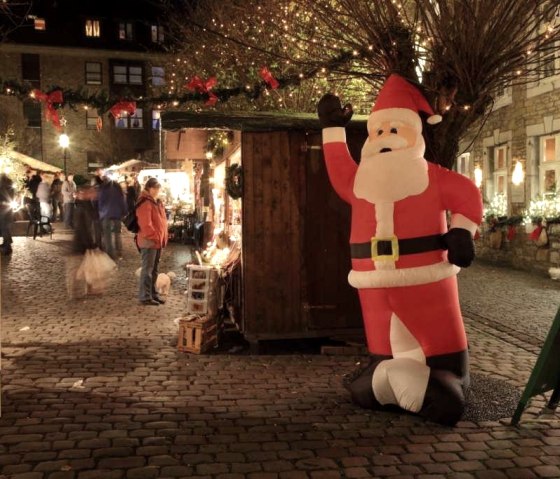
[122,197,147,233]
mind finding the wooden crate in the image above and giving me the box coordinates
[177,315,218,354]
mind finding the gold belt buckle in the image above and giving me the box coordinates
[371,235,399,261]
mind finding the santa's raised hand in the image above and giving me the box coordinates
[318,94,353,128]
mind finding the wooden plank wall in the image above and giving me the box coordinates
[242,131,305,339]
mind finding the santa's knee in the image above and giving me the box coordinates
[419,369,465,426]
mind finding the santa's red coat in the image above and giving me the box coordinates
[323,131,483,357]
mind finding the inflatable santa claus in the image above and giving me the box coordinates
[318,74,483,426]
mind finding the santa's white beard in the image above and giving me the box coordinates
[353,138,429,204]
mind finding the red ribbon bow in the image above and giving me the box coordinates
[259,66,279,89]
[31,89,63,131]
[186,76,218,106]
[507,224,516,241]
[109,101,136,118]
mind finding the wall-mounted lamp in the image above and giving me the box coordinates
[512,160,525,186]
[474,165,483,188]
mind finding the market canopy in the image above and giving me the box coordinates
[106,159,157,172]
[162,110,369,132]
[10,151,62,173]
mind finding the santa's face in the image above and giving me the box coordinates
[353,117,429,204]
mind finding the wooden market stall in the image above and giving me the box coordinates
[162,110,368,344]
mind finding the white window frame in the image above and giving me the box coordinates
[85,19,101,38]
[539,133,560,195]
[113,64,143,85]
[85,62,102,85]
[86,108,99,130]
[456,153,471,178]
[151,25,164,43]
[493,145,508,200]
[115,108,144,130]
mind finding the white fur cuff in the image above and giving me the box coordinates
[450,213,478,236]
[322,127,346,144]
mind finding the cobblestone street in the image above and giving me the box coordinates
[1,232,560,479]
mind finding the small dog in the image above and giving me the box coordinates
[135,268,177,295]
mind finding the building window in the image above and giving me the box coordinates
[119,22,134,40]
[152,110,161,130]
[86,108,100,130]
[21,53,40,89]
[456,153,471,178]
[151,24,164,43]
[115,108,143,129]
[493,145,508,198]
[112,64,143,85]
[34,18,46,30]
[23,101,42,128]
[151,66,165,86]
[85,62,102,85]
[87,151,105,173]
[85,19,101,37]
[540,134,560,195]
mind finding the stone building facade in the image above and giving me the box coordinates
[459,63,560,273]
[0,0,169,177]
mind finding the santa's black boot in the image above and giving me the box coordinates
[345,358,386,409]
[418,369,465,426]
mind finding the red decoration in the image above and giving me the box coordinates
[31,89,63,131]
[507,224,516,241]
[96,116,103,132]
[259,66,279,89]
[186,76,218,106]
[109,101,136,118]
[474,229,480,241]
[530,225,543,241]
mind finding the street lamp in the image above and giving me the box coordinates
[59,133,69,176]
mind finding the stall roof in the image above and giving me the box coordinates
[162,110,369,132]
[11,151,62,173]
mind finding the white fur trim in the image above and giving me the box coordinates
[390,314,426,363]
[427,114,442,125]
[348,262,460,288]
[322,127,346,144]
[368,108,422,133]
[372,358,430,413]
[450,214,478,236]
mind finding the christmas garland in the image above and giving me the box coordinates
[225,164,243,199]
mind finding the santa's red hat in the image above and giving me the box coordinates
[369,74,442,130]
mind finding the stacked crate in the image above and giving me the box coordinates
[178,265,220,354]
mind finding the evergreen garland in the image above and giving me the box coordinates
[225,164,243,199]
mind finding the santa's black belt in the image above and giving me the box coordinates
[350,234,446,261]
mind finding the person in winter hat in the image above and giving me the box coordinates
[317,74,483,426]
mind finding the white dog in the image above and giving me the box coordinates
[135,268,177,295]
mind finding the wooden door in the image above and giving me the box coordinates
[302,131,364,331]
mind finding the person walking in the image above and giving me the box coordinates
[126,176,139,213]
[136,177,168,306]
[98,179,127,261]
[50,172,64,222]
[62,173,77,228]
[0,173,14,255]
[36,171,52,220]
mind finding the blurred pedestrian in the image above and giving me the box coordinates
[25,169,41,199]
[98,179,127,261]
[0,173,15,255]
[62,173,77,228]
[136,177,168,306]
[36,171,52,219]
[90,169,104,249]
[126,176,139,213]
[50,172,64,221]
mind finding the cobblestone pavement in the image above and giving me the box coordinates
[1,232,560,479]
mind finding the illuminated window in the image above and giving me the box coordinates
[151,66,165,86]
[34,18,46,30]
[115,108,143,129]
[85,19,101,37]
[119,22,134,40]
[151,25,164,43]
[493,145,508,200]
[540,134,560,195]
